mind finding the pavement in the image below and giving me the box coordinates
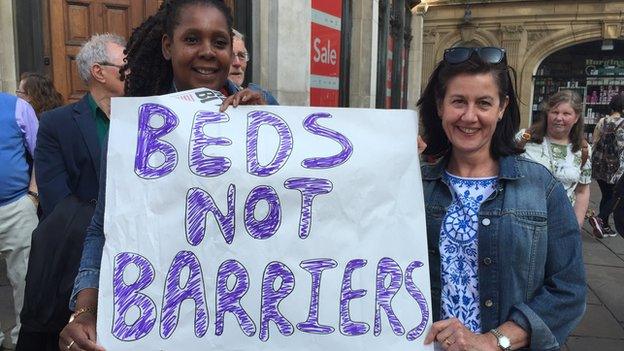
[1,182,623,350]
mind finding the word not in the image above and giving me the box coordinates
[134,104,353,180]
[111,253,430,342]
[313,37,338,65]
[186,177,333,245]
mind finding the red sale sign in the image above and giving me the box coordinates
[310,0,342,107]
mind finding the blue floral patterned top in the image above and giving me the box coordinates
[439,172,498,333]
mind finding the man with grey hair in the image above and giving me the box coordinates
[16,33,125,351]
[228,29,279,105]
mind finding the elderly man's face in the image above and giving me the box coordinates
[99,42,126,96]
[228,37,248,86]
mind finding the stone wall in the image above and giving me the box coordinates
[0,0,17,92]
[420,0,624,127]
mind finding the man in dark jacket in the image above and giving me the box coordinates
[16,33,126,351]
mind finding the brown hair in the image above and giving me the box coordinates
[528,90,584,152]
[418,52,522,159]
[19,72,64,116]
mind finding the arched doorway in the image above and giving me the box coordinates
[531,39,624,140]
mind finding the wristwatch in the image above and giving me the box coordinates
[490,328,511,351]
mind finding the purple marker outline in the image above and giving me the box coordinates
[259,261,295,342]
[244,185,282,240]
[134,103,179,179]
[111,252,157,341]
[247,110,293,177]
[215,259,256,337]
[374,257,405,336]
[283,178,333,239]
[296,258,337,334]
[405,261,430,341]
[301,112,353,169]
[160,251,209,339]
[339,258,370,336]
[185,185,236,245]
[188,111,232,177]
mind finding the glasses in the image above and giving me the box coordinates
[97,61,124,69]
[233,51,249,62]
[443,47,506,65]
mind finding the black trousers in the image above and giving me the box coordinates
[14,329,59,351]
[597,179,616,225]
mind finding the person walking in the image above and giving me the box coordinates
[589,94,624,238]
[0,92,39,350]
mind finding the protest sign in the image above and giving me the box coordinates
[99,88,431,350]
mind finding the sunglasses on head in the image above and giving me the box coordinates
[443,47,507,65]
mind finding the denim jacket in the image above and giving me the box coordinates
[422,154,586,350]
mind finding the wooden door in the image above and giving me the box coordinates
[49,0,161,101]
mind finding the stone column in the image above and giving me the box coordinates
[420,27,438,93]
[500,24,525,72]
[0,0,17,92]
[406,4,427,110]
[348,0,379,108]
[253,0,311,106]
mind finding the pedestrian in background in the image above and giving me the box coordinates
[16,73,64,118]
[16,33,126,351]
[589,94,624,238]
[228,28,279,104]
[0,92,39,350]
[518,90,591,229]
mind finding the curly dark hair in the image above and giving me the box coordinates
[19,72,64,116]
[418,52,522,159]
[123,0,234,97]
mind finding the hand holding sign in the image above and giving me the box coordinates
[99,89,431,350]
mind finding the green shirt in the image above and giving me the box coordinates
[86,93,110,146]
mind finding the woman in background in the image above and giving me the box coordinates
[518,90,591,229]
[16,73,63,117]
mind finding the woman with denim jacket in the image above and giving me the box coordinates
[58,1,267,350]
[419,47,586,351]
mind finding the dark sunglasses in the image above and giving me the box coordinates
[443,47,506,65]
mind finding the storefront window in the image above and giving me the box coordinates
[532,40,624,141]
[310,0,351,107]
[376,0,412,109]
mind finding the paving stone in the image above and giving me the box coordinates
[601,234,624,255]
[571,304,624,338]
[582,235,624,267]
[566,336,624,351]
[586,286,602,305]
[585,265,624,323]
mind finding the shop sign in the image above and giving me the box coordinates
[585,59,624,76]
[310,0,342,106]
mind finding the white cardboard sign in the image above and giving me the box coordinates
[99,89,432,350]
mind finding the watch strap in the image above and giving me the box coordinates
[490,328,511,351]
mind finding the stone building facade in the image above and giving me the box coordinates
[418,0,624,127]
[0,0,424,110]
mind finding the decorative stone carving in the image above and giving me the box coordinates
[501,25,525,41]
[602,22,622,39]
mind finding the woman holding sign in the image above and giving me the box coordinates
[418,47,585,350]
[58,1,266,350]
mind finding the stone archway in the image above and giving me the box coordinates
[518,26,603,127]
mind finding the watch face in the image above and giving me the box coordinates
[499,336,511,349]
